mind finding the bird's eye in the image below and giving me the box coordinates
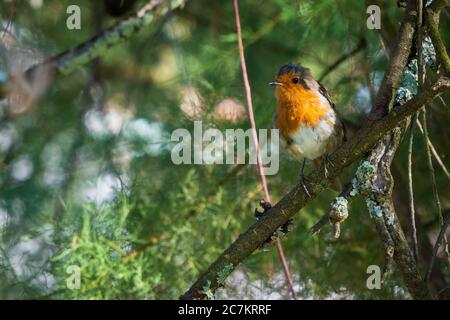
[292,77,299,84]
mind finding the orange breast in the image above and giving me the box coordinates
[275,88,330,136]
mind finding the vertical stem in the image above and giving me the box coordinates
[407,118,419,262]
[426,211,450,289]
[233,0,296,299]
[417,0,424,86]
[422,108,450,286]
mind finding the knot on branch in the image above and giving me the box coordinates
[311,158,380,240]
[329,197,349,223]
[326,196,349,241]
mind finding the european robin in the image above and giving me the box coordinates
[270,63,345,195]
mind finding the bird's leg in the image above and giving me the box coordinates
[299,158,311,197]
[322,154,335,179]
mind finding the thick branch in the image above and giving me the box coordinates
[367,128,431,299]
[370,0,417,120]
[180,77,449,300]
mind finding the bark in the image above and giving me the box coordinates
[367,129,431,299]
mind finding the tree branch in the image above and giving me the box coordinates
[0,0,187,98]
[318,37,366,82]
[415,118,450,180]
[180,76,449,300]
[369,0,417,120]
[421,106,450,284]
[407,117,419,262]
[233,0,296,299]
[366,126,431,299]
[425,0,450,74]
[426,210,450,286]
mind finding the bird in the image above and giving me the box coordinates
[270,63,345,196]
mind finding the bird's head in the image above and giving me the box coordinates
[270,63,315,102]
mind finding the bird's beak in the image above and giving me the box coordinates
[269,80,282,86]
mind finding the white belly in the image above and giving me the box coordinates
[283,110,336,160]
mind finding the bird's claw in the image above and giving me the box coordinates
[300,175,311,198]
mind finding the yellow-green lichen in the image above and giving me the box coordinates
[351,160,376,196]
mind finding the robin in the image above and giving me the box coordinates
[270,63,345,196]
[254,63,345,245]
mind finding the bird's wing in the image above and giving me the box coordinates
[317,80,347,143]
[317,80,336,110]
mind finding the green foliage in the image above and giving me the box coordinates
[0,0,449,300]
[52,196,162,299]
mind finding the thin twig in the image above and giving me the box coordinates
[426,210,450,286]
[310,182,353,236]
[421,107,450,287]
[415,119,450,180]
[310,213,331,236]
[0,0,16,41]
[417,0,425,86]
[318,37,366,82]
[425,2,450,74]
[407,116,419,262]
[233,0,296,300]
[405,0,423,264]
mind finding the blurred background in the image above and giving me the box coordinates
[0,0,449,299]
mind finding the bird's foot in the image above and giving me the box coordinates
[323,155,335,179]
[299,174,311,198]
